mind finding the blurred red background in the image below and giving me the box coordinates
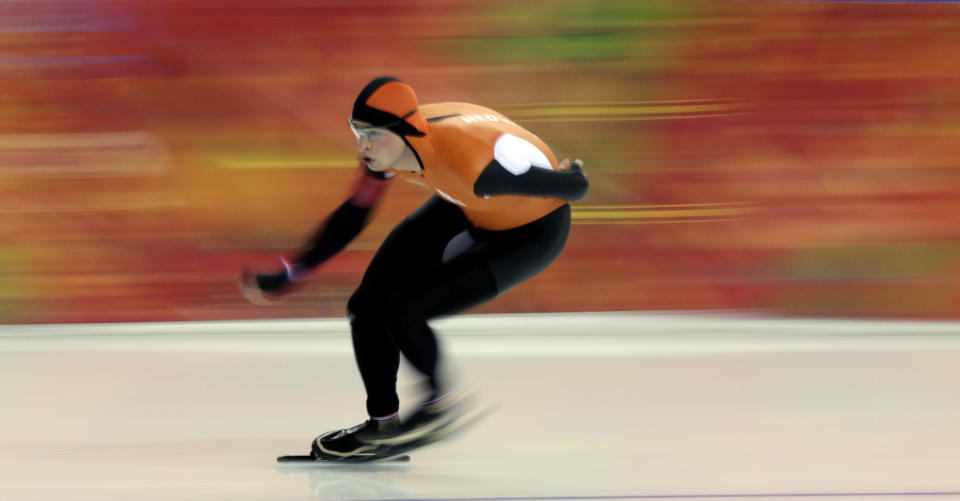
[2,0,960,323]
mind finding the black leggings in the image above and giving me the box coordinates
[346,196,571,417]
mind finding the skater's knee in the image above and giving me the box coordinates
[347,288,378,320]
[347,289,393,346]
[349,288,424,340]
[382,293,424,336]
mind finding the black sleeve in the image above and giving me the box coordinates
[293,200,373,270]
[473,160,589,202]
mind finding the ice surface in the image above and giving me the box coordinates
[1,313,959,501]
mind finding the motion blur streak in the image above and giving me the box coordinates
[2,1,960,322]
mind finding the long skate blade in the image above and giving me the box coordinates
[277,454,410,464]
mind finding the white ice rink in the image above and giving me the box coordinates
[2,312,960,501]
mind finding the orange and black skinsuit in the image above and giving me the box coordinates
[254,77,588,418]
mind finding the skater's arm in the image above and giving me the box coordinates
[472,135,588,202]
[473,158,589,202]
[286,165,391,276]
[240,165,390,301]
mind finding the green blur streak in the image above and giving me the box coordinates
[432,1,685,63]
[449,32,628,63]
[0,247,19,322]
[780,242,960,281]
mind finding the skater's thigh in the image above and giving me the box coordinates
[383,251,500,325]
[474,203,571,293]
[386,205,572,321]
[353,197,470,304]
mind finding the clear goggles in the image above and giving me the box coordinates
[348,109,417,141]
[348,119,392,141]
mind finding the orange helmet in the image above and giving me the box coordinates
[351,76,429,137]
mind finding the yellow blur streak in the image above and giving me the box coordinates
[510,103,743,117]
[505,99,748,122]
[513,99,739,106]
[577,203,754,209]
[574,208,752,219]
[572,203,756,225]
[572,218,746,225]
[215,158,357,169]
[521,113,746,123]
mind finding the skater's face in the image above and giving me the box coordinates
[349,119,409,172]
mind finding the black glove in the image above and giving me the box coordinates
[254,271,290,293]
[239,268,292,305]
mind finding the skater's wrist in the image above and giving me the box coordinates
[281,258,312,283]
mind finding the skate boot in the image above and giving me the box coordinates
[361,389,475,447]
[311,417,398,461]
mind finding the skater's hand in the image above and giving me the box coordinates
[238,268,289,306]
[557,158,588,202]
[557,158,585,175]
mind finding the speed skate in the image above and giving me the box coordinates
[276,404,494,465]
